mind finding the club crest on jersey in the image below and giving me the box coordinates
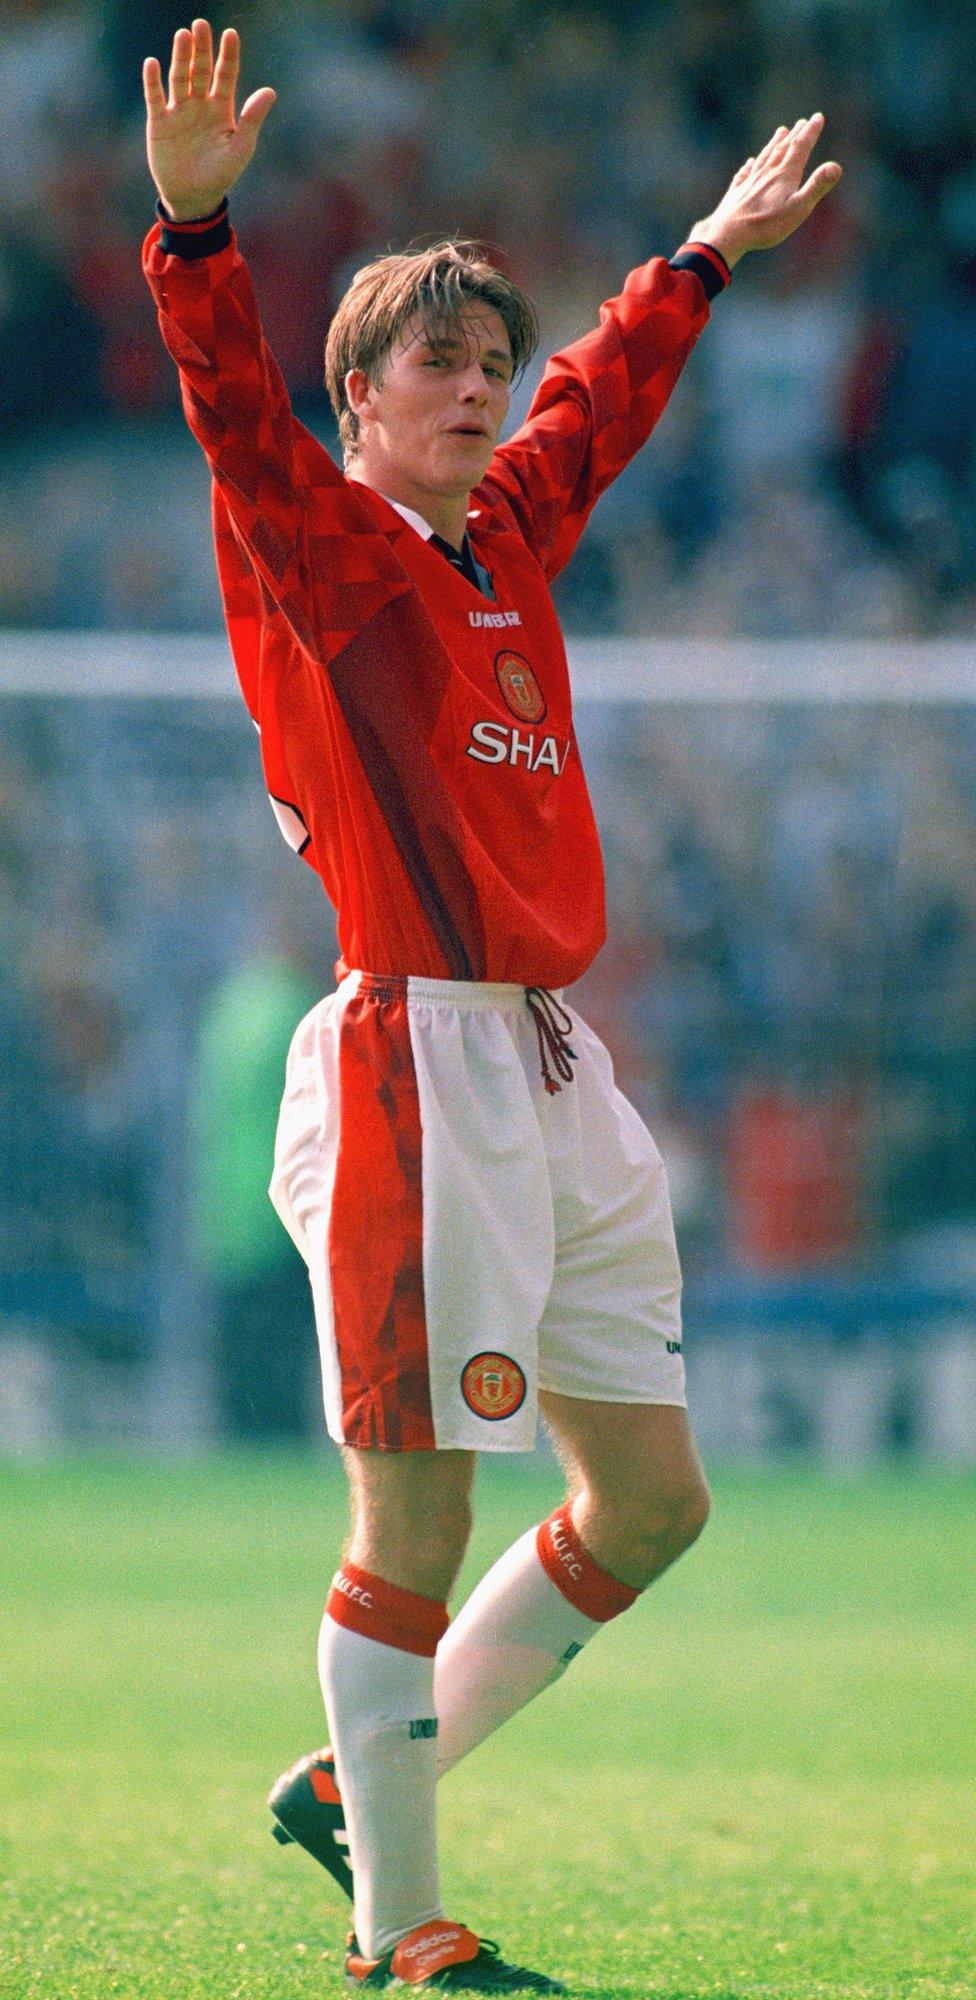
[494,650,547,723]
[460,1351,527,1421]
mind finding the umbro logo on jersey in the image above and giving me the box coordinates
[466,720,571,775]
[469,609,521,627]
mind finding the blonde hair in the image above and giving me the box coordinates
[325,240,539,462]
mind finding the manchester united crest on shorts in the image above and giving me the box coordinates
[494,651,547,723]
[460,1351,527,1420]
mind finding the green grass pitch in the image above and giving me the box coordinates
[0,1454,974,1998]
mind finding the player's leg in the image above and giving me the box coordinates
[432,1399,708,1771]
[268,980,595,1988]
[343,1439,475,1596]
[278,1399,706,1859]
[538,1393,710,1587]
[318,1445,473,1960]
[433,991,708,1765]
[319,1437,567,1987]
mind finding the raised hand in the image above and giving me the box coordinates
[143,18,276,222]
[691,114,842,268]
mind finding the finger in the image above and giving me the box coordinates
[759,130,798,180]
[238,87,277,138]
[188,17,213,97]
[769,117,808,167]
[167,25,192,105]
[787,111,826,170]
[755,125,792,174]
[794,159,843,214]
[210,26,239,106]
[143,55,167,118]
[731,155,756,186]
[763,115,826,197]
[753,124,790,170]
[783,116,811,150]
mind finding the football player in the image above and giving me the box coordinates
[144,22,840,1989]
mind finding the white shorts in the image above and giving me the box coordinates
[269,971,685,1452]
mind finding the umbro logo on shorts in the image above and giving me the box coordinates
[469,609,521,627]
[461,1351,527,1420]
[666,1339,683,1354]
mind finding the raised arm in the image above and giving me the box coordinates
[483,115,842,581]
[142,20,361,660]
[143,17,276,222]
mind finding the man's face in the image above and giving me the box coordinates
[347,305,514,498]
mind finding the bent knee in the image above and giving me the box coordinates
[671,1477,711,1550]
[613,1477,711,1578]
[641,1475,709,1552]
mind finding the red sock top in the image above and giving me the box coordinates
[536,1503,640,1622]
[326,1561,449,1656]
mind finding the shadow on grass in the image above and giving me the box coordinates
[570,1990,752,1999]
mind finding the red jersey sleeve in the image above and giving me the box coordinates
[142,209,401,663]
[479,248,729,581]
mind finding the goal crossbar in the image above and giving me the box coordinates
[1,634,975,702]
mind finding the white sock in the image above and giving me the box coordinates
[319,1562,448,1960]
[434,1501,639,1773]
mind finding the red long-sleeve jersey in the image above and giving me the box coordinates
[144,213,727,985]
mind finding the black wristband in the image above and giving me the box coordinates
[669,241,732,300]
[156,196,231,260]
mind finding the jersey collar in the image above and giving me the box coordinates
[382,495,480,546]
[381,495,494,601]
[383,495,437,541]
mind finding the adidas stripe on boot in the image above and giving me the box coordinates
[344,1918,567,1991]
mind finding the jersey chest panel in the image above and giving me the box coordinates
[408,530,571,749]
[261,505,606,983]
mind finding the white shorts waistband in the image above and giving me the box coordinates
[341,970,565,1010]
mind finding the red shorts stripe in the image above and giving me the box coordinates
[328,987,435,1450]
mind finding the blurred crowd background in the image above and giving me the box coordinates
[2,0,976,1456]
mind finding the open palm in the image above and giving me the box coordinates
[693,115,842,267]
[144,18,275,222]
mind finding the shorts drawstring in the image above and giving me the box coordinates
[525,987,577,1095]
